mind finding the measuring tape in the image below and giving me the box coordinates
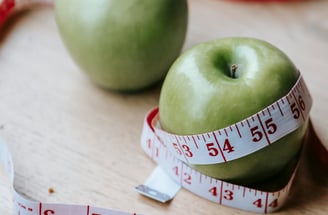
[136,74,313,213]
[152,75,312,165]
[0,1,141,214]
[0,0,315,213]
[0,140,141,215]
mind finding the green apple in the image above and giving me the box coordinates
[159,37,308,186]
[55,0,188,91]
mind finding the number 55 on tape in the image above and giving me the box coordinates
[136,74,312,213]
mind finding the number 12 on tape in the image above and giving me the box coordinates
[138,118,294,213]
[137,74,312,213]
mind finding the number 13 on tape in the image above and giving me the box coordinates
[136,74,312,213]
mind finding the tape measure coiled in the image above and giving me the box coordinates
[0,0,314,213]
[137,74,312,213]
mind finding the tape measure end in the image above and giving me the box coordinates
[135,185,172,203]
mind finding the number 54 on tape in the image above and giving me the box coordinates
[136,74,312,213]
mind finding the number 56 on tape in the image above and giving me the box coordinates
[136,74,312,213]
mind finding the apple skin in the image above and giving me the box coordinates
[159,37,308,185]
[55,0,188,91]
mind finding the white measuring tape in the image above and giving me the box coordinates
[0,141,141,215]
[0,0,134,213]
[136,74,313,213]
[0,0,315,213]
[151,75,311,165]
[1,2,141,214]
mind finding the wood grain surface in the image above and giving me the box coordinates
[0,0,327,214]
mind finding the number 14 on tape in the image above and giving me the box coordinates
[138,120,293,213]
[137,74,312,213]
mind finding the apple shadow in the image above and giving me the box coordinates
[282,119,328,211]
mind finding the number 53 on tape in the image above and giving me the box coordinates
[136,74,312,213]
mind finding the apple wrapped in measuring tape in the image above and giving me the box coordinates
[159,37,310,186]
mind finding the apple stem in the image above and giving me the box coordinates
[230,64,238,79]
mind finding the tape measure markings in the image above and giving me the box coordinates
[0,0,314,213]
[153,75,312,165]
[0,141,141,215]
[138,74,312,213]
[140,117,297,213]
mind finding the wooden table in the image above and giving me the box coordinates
[0,0,327,214]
